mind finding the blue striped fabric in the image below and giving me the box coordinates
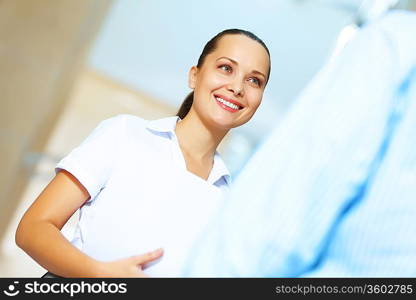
[183,10,416,277]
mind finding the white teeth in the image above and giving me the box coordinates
[215,97,239,110]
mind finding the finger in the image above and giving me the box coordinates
[133,265,149,278]
[137,271,149,278]
[131,248,164,265]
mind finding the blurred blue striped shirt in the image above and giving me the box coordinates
[183,10,416,277]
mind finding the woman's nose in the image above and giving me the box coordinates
[227,78,244,97]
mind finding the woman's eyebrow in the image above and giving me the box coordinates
[217,56,238,65]
[252,70,266,80]
[217,56,266,79]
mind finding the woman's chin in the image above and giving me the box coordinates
[208,116,244,131]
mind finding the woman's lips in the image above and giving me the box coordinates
[213,94,244,113]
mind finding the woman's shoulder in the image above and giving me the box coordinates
[86,115,150,146]
[101,114,146,125]
[98,114,150,132]
[100,114,179,140]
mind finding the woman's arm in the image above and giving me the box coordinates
[15,170,162,277]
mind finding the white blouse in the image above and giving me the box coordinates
[56,114,230,276]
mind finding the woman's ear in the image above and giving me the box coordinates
[188,66,198,89]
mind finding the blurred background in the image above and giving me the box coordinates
[1,0,414,277]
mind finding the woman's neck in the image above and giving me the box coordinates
[175,110,228,162]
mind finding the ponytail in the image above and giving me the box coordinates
[176,91,194,119]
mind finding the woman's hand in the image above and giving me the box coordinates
[98,248,164,277]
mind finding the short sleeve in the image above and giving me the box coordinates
[55,115,126,201]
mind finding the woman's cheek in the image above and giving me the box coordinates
[211,75,228,87]
[248,92,263,109]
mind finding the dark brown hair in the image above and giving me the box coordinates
[176,29,271,119]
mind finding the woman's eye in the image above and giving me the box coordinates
[219,65,232,72]
[248,77,261,86]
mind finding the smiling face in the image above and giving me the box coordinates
[188,34,270,131]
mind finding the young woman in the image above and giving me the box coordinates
[15,29,271,277]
